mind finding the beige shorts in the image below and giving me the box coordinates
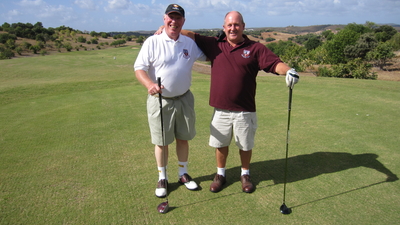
[209,108,258,151]
[147,90,196,146]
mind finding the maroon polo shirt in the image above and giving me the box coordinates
[195,34,282,112]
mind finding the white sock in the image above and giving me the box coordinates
[178,161,188,177]
[158,166,167,181]
[217,167,225,177]
[241,168,250,176]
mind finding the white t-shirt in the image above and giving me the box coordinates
[134,30,206,97]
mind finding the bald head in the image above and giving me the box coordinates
[224,11,245,24]
[223,11,245,46]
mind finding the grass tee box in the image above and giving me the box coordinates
[0,46,399,224]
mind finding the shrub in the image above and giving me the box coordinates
[15,46,23,55]
[265,37,276,42]
[63,43,72,52]
[0,33,17,44]
[77,36,86,43]
[316,59,377,79]
[0,46,15,59]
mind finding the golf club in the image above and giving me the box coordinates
[156,77,169,214]
[280,87,293,215]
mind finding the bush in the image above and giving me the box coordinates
[77,36,86,43]
[63,43,72,52]
[91,39,98,44]
[0,33,17,44]
[15,46,23,55]
[265,37,276,42]
[316,59,377,79]
[0,46,15,59]
[29,45,41,54]
[317,66,332,77]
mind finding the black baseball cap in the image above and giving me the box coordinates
[165,4,185,17]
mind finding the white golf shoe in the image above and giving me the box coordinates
[155,179,168,198]
[178,173,198,190]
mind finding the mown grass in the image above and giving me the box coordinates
[0,46,399,224]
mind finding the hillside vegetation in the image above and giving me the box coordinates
[1,21,399,80]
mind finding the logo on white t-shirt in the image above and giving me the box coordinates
[183,49,190,59]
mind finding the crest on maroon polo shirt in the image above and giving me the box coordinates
[183,49,190,59]
[242,50,250,58]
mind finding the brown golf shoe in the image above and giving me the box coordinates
[210,174,226,193]
[240,175,255,193]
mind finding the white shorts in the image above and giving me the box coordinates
[209,108,257,151]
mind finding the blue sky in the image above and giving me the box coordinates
[1,0,399,32]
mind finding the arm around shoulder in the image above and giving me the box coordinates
[180,29,195,40]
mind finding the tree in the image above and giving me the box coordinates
[5,39,16,50]
[0,46,15,59]
[77,36,86,43]
[90,31,98,37]
[101,32,108,38]
[136,36,145,45]
[344,33,378,60]
[304,36,322,51]
[0,33,17,44]
[344,23,372,35]
[374,25,397,42]
[63,42,73,52]
[388,33,400,51]
[110,39,126,47]
[323,29,360,64]
[36,33,46,43]
[316,58,377,79]
[281,44,309,72]
[266,40,296,57]
[367,42,396,70]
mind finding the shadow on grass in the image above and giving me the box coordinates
[169,151,398,209]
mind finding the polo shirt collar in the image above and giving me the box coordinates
[161,29,183,42]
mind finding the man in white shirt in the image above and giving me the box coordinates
[134,4,206,198]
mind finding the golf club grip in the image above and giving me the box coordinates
[157,77,162,105]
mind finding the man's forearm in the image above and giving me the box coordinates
[181,29,195,40]
[275,62,292,75]
[135,70,154,89]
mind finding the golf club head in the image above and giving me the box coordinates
[280,203,292,215]
[157,201,169,214]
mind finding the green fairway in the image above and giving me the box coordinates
[0,47,399,224]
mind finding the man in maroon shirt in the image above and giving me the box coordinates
[157,11,299,193]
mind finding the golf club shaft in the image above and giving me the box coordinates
[283,87,293,204]
[157,77,168,203]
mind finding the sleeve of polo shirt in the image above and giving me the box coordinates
[259,45,283,74]
[194,34,217,56]
[133,37,152,72]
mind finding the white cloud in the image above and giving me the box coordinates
[74,0,99,10]
[18,0,45,7]
[104,0,131,11]
[8,9,20,16]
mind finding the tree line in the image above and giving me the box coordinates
[264,22,399,79]
[0,22,145,59]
